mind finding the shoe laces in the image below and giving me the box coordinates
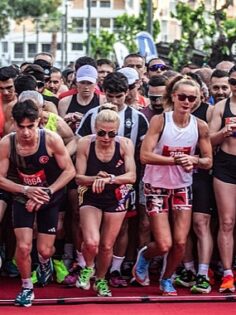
[80,267,93,282]
[96,279,110,294]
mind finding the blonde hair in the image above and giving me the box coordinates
[95,103,120,127]
[163,75,200,111]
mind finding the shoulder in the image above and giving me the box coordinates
[117,136,134,154]
[196,117,209,137]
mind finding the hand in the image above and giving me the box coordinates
[174,154,194,173]
[96,171,110,178]
[222,124,236,137]
[25,186,50,204]
[25,199,42,212]
[92,177,109,194]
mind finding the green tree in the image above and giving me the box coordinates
[114,0,160,52]
[168,1,236,70]
[88,30,116,59]
[0,0,13,38]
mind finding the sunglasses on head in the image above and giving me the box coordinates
[176,94,197,102]
[148,64,168,72]
[228,78,236,86]
[97,129,117,138]
[148,95,163,102]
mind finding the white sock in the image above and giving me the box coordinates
[38,254,49,264]
[110,255,125,273]
[223,269,233,277]
[22,278,33,289]
[76,250,86,268]
[198,263,209,277]
[184,261,196,274]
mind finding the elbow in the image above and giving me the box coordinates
[140,152,148,165]
[130,173,136,184]
[202,157,213,170]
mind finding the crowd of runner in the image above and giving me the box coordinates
[0,51,236,306]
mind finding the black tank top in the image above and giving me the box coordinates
[9,129,62,187]
[220,98,236,130]
[87,138,125,176]
[66,93,99,115]
[192,102,208,122]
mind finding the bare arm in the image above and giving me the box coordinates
[56,116,75,145]
[75,136,98,186]
[44,100,58,114]
[58,96,72,118]
[196,119,213,169]
[209,100,236,146]
[140,114,175,165]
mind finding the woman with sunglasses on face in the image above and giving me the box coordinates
[132,77,212,295]
[209,65,236,293]
[75,106,136,297]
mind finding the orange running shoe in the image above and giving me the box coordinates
[219,275,235,293]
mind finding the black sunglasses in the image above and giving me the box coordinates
[148,64,168,72]
[177,94,197,102]
[97,129,117,138]
[228,78,236,86]
[148,95,163,102]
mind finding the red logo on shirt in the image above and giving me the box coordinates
[39,156,49,164]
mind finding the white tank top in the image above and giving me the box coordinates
[143,111,198,189]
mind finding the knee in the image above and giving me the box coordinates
[38,245,54,259]
[220,219,234,233]
[17,241,32,258]
[99,242,113,254]
[158,240,172,255]
[173,241,186,254]
[83,239,99,253]
[193,220,209,237]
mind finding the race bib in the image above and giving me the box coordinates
[17,169,47,186]
[162,145,191,157]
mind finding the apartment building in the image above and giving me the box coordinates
[0,0,140,67]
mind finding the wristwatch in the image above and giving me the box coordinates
[109,174,116,184]
[22,185,30,195]
[43,188,52,197]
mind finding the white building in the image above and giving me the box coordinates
[0,0,141,68]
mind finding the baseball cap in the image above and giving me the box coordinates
[76,65,98,84]
[34,59,52,77]
[118,67,139,85]
[23,64,45,81]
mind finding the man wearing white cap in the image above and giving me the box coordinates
[118,67,148,110]
[58,65,102,132]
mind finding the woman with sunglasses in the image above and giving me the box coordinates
[75,106,136,297]
[132,77,212,295]
[209,65,236,293]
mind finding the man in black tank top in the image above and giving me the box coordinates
[0,100,75,307]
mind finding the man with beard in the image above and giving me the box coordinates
[209,69,231,105]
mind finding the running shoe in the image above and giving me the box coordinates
[14,288,35,307]
[93,279,112,297]
[64,263,82,286]
[4,259,20,277]
[174,269,196,288]
[160,278,177,296]
[109,271,128,288]
[121,260,135,279]
[132,246,150,286]
[36,258,53,287]
[53,259,69,283]
[191,275,211,294]
[76,266,95,290]
[31,270,38,284]
[219,275,235,293]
